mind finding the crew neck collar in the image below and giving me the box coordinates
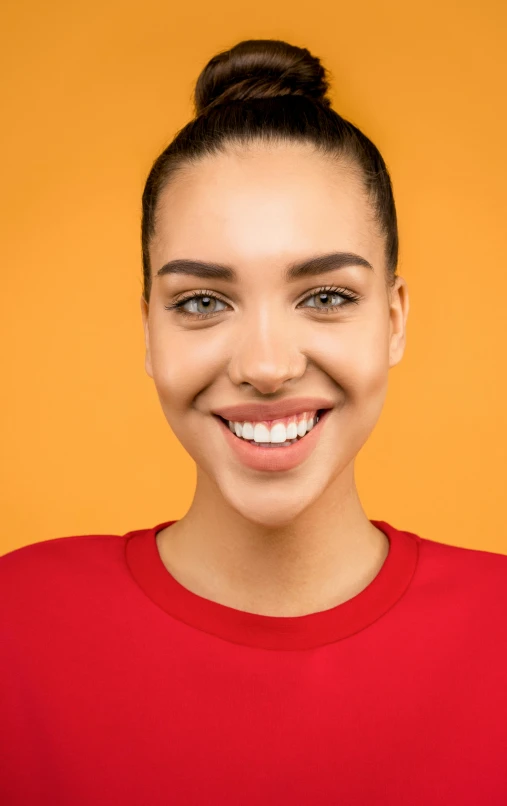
[125,520,419,650]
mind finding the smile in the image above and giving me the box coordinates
[224,410,321,447]
[215,409,331,472]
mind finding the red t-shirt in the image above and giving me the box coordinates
[1,519,506,805]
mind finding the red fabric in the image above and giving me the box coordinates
[1,519,506,805]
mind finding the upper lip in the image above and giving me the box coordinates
[212,397,334,422]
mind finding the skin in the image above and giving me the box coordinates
[140,140,409,617]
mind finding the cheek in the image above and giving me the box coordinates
[310,314,390,400]
[314,316,390,468]
[148,322,229,408]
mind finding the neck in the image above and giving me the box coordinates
[156,464,389,617]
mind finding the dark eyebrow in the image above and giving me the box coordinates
[156,251,373,282]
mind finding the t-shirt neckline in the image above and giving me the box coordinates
[125,520,419,650]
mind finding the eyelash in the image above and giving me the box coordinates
[164,286,361,320]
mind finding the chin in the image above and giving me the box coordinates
[219,478,324,530]
[232,504,308,530]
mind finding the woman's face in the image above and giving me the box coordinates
[141,142,408,527]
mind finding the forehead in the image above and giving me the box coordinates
[151,142,383,271]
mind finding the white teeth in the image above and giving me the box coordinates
[297,416,308,437]
[226,410,321,444]
[253,423,271,443]
[270,423,287,443]
[286,419,298,440]
[242,422,254,440]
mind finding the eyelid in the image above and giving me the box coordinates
[297,285,360,304]
[170,288,229,305]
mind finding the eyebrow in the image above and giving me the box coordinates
[155,251,373,283]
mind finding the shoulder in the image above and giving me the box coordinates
[0,530,140,614]
[0,531,125,574]
[0,530,152,671]
[416,529,507,571]
[404,526,507,607]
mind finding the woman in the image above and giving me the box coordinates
[1,38,506,806]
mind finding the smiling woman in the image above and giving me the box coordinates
[140,105,407,531]
[1,37,507,806]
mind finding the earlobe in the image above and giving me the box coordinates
[140,296,153,378]
[388,277,409,368]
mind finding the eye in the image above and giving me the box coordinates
[299,287,360,311]
[165,292,230,319]
[178,295,228,315]
[165,285,361,321]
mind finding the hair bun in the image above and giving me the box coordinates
[194,39,331,116]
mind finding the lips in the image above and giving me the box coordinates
[215,407,331,472]
[212,397,334,423]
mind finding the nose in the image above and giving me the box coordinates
[227,307,307,394]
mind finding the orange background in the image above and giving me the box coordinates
[1,0,506,556]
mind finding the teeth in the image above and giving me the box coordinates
[270,423,287,443]
[242,422,254,440]
[256,441,296,448]
[286,418,298,440]
[297,416,308,437]
[253,423,271,443]
[227,410,321,444]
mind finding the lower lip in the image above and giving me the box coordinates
[215,410,331,472]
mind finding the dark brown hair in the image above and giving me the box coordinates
[141,39,398,301]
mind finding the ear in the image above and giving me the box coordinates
[140,296,153,378]
[388,276,409,368]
